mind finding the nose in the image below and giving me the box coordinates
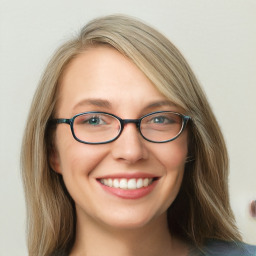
[111,123,148,164]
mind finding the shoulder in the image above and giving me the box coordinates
[198,239,256,256]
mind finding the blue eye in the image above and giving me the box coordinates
[153,116,166,123]
[79,115,106,126]
[151,116,174,124]
[88,117,101,125]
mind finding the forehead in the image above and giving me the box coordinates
[57,46,178,116]
[59,46,155,90]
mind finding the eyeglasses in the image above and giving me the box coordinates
[50,111,191,144]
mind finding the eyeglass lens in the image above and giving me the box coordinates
[72,112,184,144]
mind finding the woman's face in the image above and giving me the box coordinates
[51,46,188,229]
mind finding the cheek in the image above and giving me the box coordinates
[55,127,109,176]
[147,135,188,215]
[157,135,188,170]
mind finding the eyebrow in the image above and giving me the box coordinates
[72,98,175,112]
[144,100,176,110]
[73,98,112,110]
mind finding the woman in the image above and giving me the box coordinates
[21,15,256,256]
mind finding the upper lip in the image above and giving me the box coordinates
[96,172,160,179]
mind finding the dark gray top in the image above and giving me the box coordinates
[191,239,256,256]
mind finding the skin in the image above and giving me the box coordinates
[50,46,189,256]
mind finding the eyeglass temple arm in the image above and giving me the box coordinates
[183,116,191,130]
[49,118,72,125]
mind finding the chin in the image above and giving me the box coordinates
[96,208,166,231]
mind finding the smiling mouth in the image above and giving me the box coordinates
[98,177,159,190]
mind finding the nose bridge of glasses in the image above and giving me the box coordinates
[122,119,140,128]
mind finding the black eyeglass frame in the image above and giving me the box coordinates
[50,111,191,144]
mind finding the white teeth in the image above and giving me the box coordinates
[100,178,154,190]
[107,178,113,187]
[113,179,119,188]
[127,179,137,189]
[119,179,128,189]
[136,178,143,188]
[143,178,149,187]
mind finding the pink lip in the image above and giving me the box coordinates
[97,179,159,200]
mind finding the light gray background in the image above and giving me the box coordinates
[0,0,255,255]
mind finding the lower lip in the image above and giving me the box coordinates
[98,180,158,199]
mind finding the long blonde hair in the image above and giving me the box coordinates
[21,14,241,255]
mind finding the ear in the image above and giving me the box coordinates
[49,146,62,174]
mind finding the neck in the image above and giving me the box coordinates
[70,210,188,256]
